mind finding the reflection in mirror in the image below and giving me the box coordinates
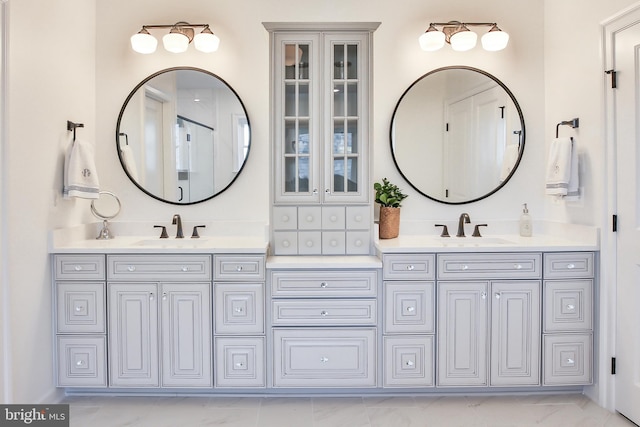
[391,66,525,204]
[116,67,251,204]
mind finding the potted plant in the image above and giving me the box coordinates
[374,178,408,239]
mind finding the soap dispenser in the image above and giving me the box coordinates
[519,203,532,237]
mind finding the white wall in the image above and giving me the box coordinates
[4,0,96,403]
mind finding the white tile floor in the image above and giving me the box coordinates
[62,393,637,427]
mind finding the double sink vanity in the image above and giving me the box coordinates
[50,220,598,395]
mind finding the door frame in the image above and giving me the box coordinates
[602,1,640,412]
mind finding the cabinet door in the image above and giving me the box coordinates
[273,32,321,203]
[108,283,159,387]
[490,281,541,386]
[437,281,488,386]
[161,283,212,387]
[323,33,369,204]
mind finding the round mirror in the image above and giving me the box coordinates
[116,67,251,204]
[390,66,525,204]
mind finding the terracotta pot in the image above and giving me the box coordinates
[379,206,401,239]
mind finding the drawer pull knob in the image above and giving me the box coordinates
[320,282,328,288]
[355,239,363,247]
[481,292,487,300]
[235,362,245,368]
[75,305,83,312]
[320,357,329,363]
[320,310,329,316]
[330,240,338,247]
[567,263,576,269]
[282,240,291,248]
[234,307,244,313]
[406,306,415,313]
[406,265,415,271]
[566,304,576,310]
[236,266,243,272]
[282,215,290,222]
[127,265,136,272]
[405,360,414,367]
[355,215,363,222]
[461,264,469,270]
[514,264,523,269]
[181,266,188,272]
[306,215,314,222]
[76,360,84,367]
[74,265,83,271]
[566,358,575,365]
[306,240,314,247]
[330,215,338,222]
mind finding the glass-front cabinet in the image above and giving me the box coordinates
[266,22,379,255]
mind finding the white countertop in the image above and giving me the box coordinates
[49,221,269,254]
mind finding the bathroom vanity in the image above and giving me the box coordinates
[50,222,597,395]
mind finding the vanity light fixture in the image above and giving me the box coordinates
[130,22,220,54]
[419,21,509,52]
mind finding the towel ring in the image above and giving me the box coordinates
[555,118,579,138]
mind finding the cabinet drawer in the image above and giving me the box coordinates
[437,253,542,280]
[346,206,371,230]
[273,231,298,255]
[54,255,105,281]
[214,255,265,281]
[383,335,434,387]
[272,328,376,387]
[544,280,593,332]
[346,231,370,255]
[56,282,105,333]
[108,255,211,281]
[383,254,435,281]
[271,270,378,297]
[273,206,298,230]
[298,231,322,255]
[322,206,346,230]
[322,231,346,255]
[272,299,376,326]
[384,281,435,334]
[214,283,265,334]
[57,335,107,387]
[298,206,322,230]
[543,333,592,385]
[544,252,594,278]
[214,337,265,388]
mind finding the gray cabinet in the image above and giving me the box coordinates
[213,254,266,388]
[542,252,594,385]
[269,268,379,388]
[266,23,379,255]
[436,253,541,387]
[107,255,212,388]
[382,253,436,387]
[53,255,107,388]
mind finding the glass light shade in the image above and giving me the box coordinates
[481,29,509,51]
[194,29,220,53]
[163,32,190,53]
[450,29,477,51]
[419,30,445,51]
[130,30,157,54]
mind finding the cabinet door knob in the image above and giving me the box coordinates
[236,265,243,272]
[567,263,576,269]
[325,189,330,193]
[127,265,136,272]
[74,265,83,271]
[330,215,338,222]
[306,215,314,222]
[320,357,329,363]
[306,240,314,247]
[312,189,318,194]
[162,292,167,301]
[149,293,154,301]
[320,310,329,316]
[282,215,290,222]
[406,265,415,271]
[330,240,338,247]
[354,215,363,222]
[495,293,501,299]
[514,264,523,270]
[181,266,188,272]
[461,264,469,270]
[320,282,328,288]
[481,292,487,300]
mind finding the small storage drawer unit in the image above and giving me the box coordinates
[108,254,211,281]
[383,254,436,281]
[214,255,265,281]
[438,253,542,280]
[271,270,377,298]
[215,337,265,388]
[384,335,434,387]
[214,283,265,334]
[55,255,105,281]
[544,252,594,279]
[544,279,593,332]
[272,299,377,326]
[53,254,107,388]
[543,334,592,385]
[272,328,376,387]
[384,281,435,334]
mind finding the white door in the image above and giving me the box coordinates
[613,13,640,424]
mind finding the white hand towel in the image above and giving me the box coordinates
[499,144,519,181]
[120,145,139,182]
[564,141,580,201]
[63,137,100,199]
[545,137,572,196]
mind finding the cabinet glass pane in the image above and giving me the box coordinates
[298,83,309,117]
[334,83,345,117]
[284,44,310,80]
[347,44,358,79]
[347,119,358,154]
[299,44,310,80]
[298,120,309,154]
[333,158,358,192]
[334,44,345,79]
[285,121,296,154]
[285,83,296,117]
[346,158,358,192]
[298,157,309,192]
[284,156,310,193]
[347,83,358,116]
[285,157,296,192]
[333,120,345,154]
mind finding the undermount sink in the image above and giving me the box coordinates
[133,238,211,247]
[436,236,516,246]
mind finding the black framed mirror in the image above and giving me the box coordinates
[390,66,525,204]
[116,67,251,205]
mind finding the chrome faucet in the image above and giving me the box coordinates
[457,213,471,237]
[172,214,184,239]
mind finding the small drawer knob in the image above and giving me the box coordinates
[320,282,328,288]
[306,240,314,247]
[566,358,575,366]
[181,266,188,272]
[236,265,243,272]
[75,305,83,312]
[461,265,469,270]
[282,215,290,222]
[76,360,84,367]
[405,360,414,367]
[282,240,291,248]
[406,306,415,313]
[234,307,244,313]
[127,265,136,272]
[330,240,338,247]
[330,215,338,222]
[514,264,523,270]
[354,215,363,222]
[235,362,245,368]
[320,310,329,316]
[481,292,487,300]
[162,292,167,301]
[566,304,576,311]
[567,263,576,269]
[306,215,314,222]
[406,265,415,271]
[355,239,363,247]
[74,265,83,271]
[320,357,329,363]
